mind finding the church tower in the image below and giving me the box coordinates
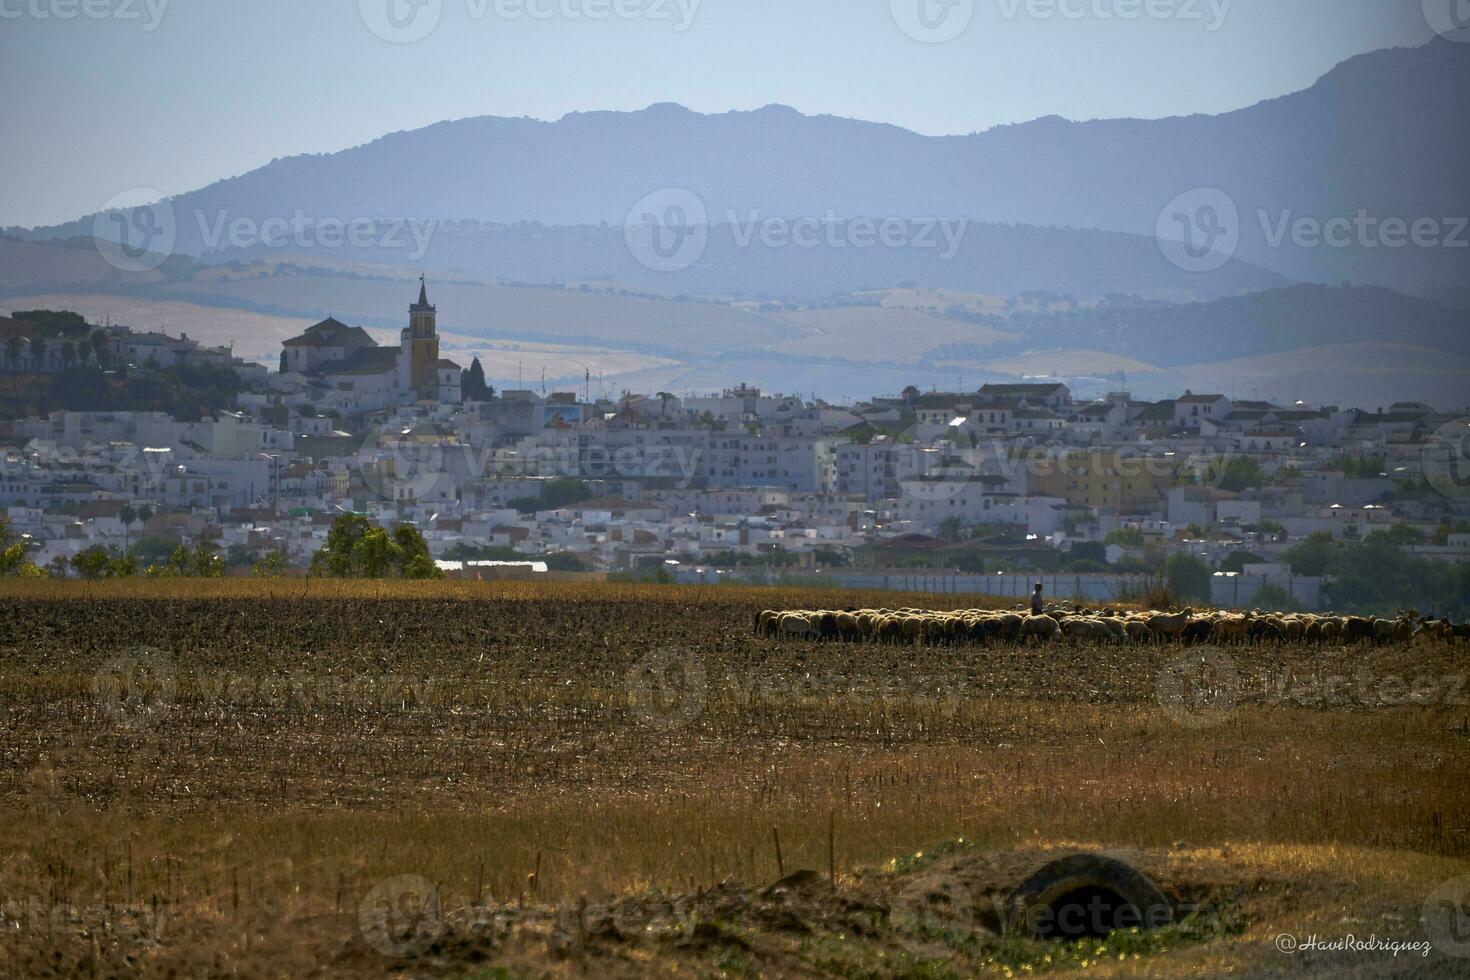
[407,276,440,400]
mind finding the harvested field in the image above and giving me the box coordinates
[0,580,1466,977]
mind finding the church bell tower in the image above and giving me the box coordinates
[408,276,439,399]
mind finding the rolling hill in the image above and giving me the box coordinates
[924,283,1470,368]
[9,271,1464,406]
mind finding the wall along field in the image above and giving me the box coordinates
[0,580,1466,976]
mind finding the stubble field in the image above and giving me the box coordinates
[0,580,1466,977]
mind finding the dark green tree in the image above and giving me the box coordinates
[193,538,224,577]
[70,546,113,580]
[1284,532,1336,576]
[392,524,441,579]
[1252,582,1298,612]
[509,478,593,513]
[936,515,968,544]
[251,550,288,577]
[357,527,402,578]
[311,515,443,579]
[1210,456,1264,492]
[119,504,137,548]
[128,535,177,568]
[1066,541,1109,567]
[1371,524,1423,546]
[1165,552,1213,604]
[11,310,88,336]
[0,518,20,569]
[312,513,372,577]
[542,551,589,572]
[461,357,493,401]
[1220,550,1265,573]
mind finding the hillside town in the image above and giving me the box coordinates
[2,285,1468,613]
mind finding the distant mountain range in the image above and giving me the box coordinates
[22,38,1469,300]
[7,38,1469,405]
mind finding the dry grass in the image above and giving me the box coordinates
[0,577,1028,607]
[0,581,1466,977]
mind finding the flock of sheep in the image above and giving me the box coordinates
[754,604,1469,647]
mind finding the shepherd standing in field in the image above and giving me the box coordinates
[1031,582,1045,615]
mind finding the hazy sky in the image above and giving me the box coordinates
[0,0,1440,228]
